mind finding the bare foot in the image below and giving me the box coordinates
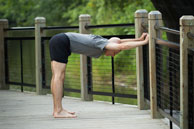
[53,109,75,116]
[53,109,77,118]
[64,109,75,115]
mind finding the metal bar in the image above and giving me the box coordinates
[64,88,80,93]
[143,44,150,100]
[169,49,173,129]
[170,120,173,129]
[85,23,134,29]
[156,44,162,109]
[41,35,135,41]
[41,38,46,89]
[88,91,137,98]
[42,85,81,93]
[112,57,115,104]
[4,39,9,83]
[156,38,180,49]
[41,26,79,30]
[41,37,51,40]
[188,54,194,129]
[87,57,92,93]
[155,26,180,35]
[4,27,35,31]
[158,108,180,127]
[7,81,35,87]
[20,40,23,92]
[4,37,35,40]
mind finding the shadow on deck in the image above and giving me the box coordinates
[0,90,171,129]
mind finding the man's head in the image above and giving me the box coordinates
[108,37,121,44]
[105,37,121,57]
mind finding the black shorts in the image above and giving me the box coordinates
[49,33,71,64]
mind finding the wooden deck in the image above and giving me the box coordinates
[0,90,171,129]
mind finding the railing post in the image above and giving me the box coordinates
[135,9,149,110]
[0,19,8,90]
[148,11,163,118]
[35,17,46,95]
[180,15,194,129]
[79,14,93,101]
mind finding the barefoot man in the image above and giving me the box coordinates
[49,32,149,118]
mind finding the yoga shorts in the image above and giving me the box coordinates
[49,33,71,64]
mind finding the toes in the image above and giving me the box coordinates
[68,112,75,115]
[53,114,77,118]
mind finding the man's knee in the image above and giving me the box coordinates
[53,73,65,81]
[51,61,66,81]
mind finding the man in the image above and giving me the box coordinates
[49,32,149,118]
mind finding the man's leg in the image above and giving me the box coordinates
[51,61,76,118]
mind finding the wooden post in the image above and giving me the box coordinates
[180,15,194,129]
[35,17,46,95]
[135,9,149,110]
[0,19,8,90]
[148,11,163,118]
[79,14,93,101]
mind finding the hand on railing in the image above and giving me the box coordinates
[139,33,148,41]
[144,34,149,44]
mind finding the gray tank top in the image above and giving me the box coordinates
[65,32,108,58]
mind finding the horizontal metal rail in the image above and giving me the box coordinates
[89,91,137,98]
[155,38,180,49]
[85,23,134,29]
[64,88,81,93]
[5,37,35,40]
[44,85,81,93]
[41,26,79,30]
[155,26,180,35]
[4,27,35,31]
[7,81,35,87]
[41,34,135,41]
[4,23,134,31]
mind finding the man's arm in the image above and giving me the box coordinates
[120,33,147,43]
[105,34,149,51]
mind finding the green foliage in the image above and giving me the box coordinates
[0,0,155,27]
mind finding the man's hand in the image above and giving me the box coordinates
[139,33,147,41]
[144,34,149,44]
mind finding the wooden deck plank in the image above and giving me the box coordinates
[0,90,171,129]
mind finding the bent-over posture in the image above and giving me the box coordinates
[49,32,149,118]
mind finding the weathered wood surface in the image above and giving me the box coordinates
[135,9,149,110]
[0,90,171,129]
[148,11,163,119]
[79,14,93,101]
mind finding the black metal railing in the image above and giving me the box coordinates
[143,44,150,101]
[188,48,194,129]
[41,23,136,102]
[86,34,137,104]
[155,26,180,128]
[4,23,137,104]
[85,23,134,29]
[41,36,81,93]
[84,23,137,104]
[4,36,36,92]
